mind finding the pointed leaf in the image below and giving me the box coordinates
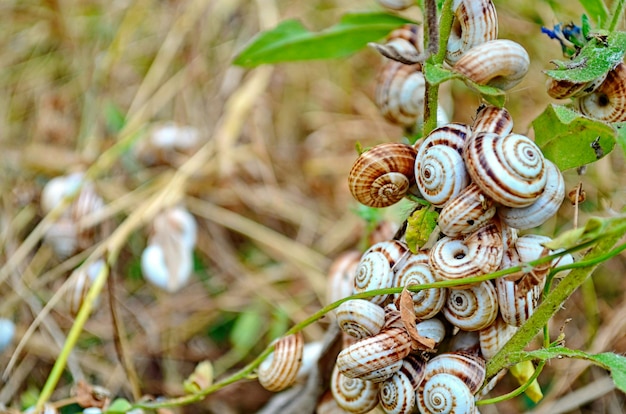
[594,353,626,393]
[579,0,609,27]
[230,306,264,353]
[405,208,438,253]
[234,13,415,67]
[532,104,616,170]
[423,62,458,85]
[105,399,133,413]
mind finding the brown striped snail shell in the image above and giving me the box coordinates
[393,256,447,320]
[331,365,380,414]
[354,240,409,305]
[336,299,386,340]
[416,123,471,154]
[371,24,423,64]
[448,330,481,355]
[377,0,414,11]
[415,144,471,207]
[336,327,412,381]
[501,234,551,282]
[349,143,418,208]
[453,39,530,90]
[429,222,503,284]
[417,373,476,414]
[576,62,626,122]
[258,332,304,391]
[479,315,518,360]
[464,132,547,208]
[379,370,417,414]
[495,275,545,327]
[472,105,514,136]
[421,352,486,395]
[376,62,426,127]
[416,318,447,346]
[497,159,565,229]
[446,0,498,65]
[327,250,361,308]
[438,183,497,237]
[442,281,499,331]
[400,354,427,390]
[546,72,607,100]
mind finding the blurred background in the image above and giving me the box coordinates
[0,0,625,413]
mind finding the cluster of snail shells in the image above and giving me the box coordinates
[547,61,626,122]
[373,0,529,128]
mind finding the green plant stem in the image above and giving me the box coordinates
[477,361,546,406]
[608,0,626,32]
[35,264,110,412]
[485,231,623,379]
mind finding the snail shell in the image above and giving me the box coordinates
[400,354,427,390]
[479,315,518,360]
[393,256,447,320]
[336,327,412,381]
[472,105,514,136]
[67,260,105,317]
[376,62,426,127]
[496,275,545,327]
[443,281,499,331]
[576,62,626,122]
[421,352,486,394]
[415,145,471,207]
[327,250,361,307]
[416,318,447,346]
[429,222,503,284]
[349,143,418,208]
[546,72,607,100]
[453,39,530,90]
[372,24,423,64]
[497,159,565,229]
[446,0,498,65]
[377,0,414,11]
[464,132,547,208]
[380,371,417,414]
[0,318,16,352]
[448,330,480,355]
[331,365,380,414]
[500,234,551,282]
[438,183,497,237]
[417,373,476,414]
[258,332,304,392]
[416,123,471,154]
[336,299,386,340]
[354,240,409,305]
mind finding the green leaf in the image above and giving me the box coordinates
[594,353,626,393]
[105,398,133,413]
[615,122,626,156]
[230,306,264,353]
[532,104,616,170]
[545,31,626,83]
[579,0,609,27]
[405,208,438,253]
[233,13,415,67]
[544,215,626,250]
[423,62,459,85]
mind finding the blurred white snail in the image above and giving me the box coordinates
[141,206,197,293]
[135,123,201,166]
[67,259,106,317]
[0,318,16,352]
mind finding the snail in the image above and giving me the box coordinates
[546,73,607,100]
[442,281,499,331]
[376,61,426,127]
[464,132,547,208]
[377,0,414,11]
[446,0,498,65]
[471,105,514,136]
[415,144,471,207]
[479,315,518,359]
[326,250,361,308]
[416,318,447,346]
[331,365,380,414]
[437,183,497,237]
[379,370,417,414]
[0,318,16,352]
[336,299,386,340]
[354,240,409,305]
[348,142,418,208]
[258,332,304,392]
[416,123,471,155]
[496,275,546,327]
[453,39,530,90]
[67,260,106,317]
[497,159,565,230]
[371,24,423,64]
[393,256,447,320]
[576,62,626,122]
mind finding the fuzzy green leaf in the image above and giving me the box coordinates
[105,398,133,413]
[532,104,616,170]
[594,353,626,393]
[580,0,609,27]
[230,306,264,353]
[233,13,415,67]
[615,122,626,156]
[423,62,458,85]
[405,208,438,253]
[544,31,626,83]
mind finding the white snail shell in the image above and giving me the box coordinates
[500,234,551,282]
[354,240,409,305]
[472,105,514,136]
[327,250,361,308]
[453,39,530,90]
[380,370,417,414]
[336,299,386,340]
[377,0,414,11]
[372,24,423,64]
[416,318,447,346]
[258,332,304,392]
[349,143,418,208]
[336,327,412,381]
[376,62,426,127]
[446,0,498,65]
[415,144,471,207]
[496,275,545,327]
[448,330,481,354]
[576,62,626,122]
[497,159,565,229]
[479,315,518,360]
[67,260,105,317]
[0,318,16,352]
[416,123,471,154]
[418,373,476,414]
[331,365,380,414]
[421,352,486,394]
[400,354,427,389]
[464,132,547,208]
[438,183,496,237]
[393,256,447,320]
[443,281,499,331]
[546,72,607,100]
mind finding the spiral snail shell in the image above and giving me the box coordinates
[336,299,386,340]
[416,318,447,347]
[546,73,607,100]
[416,123,471,154]
[576,62,626,122]
[377,0,414,11]
[464,132,547,208]
[327,250,361,308]
[349,143,418,208]
[393,256,447,320]
[497,159,565,230]
[354,240,409,305]
[372,24,423,64]
[443,281,499,331]
[380,370,417,414]
[453,39,530,90]
[446,0,498,65]
[258,332,304,391]
[415,144,471,207]
[437,183,497,237]
[472,105,514,136]
[496,275,545,327]
[331,365,380,414]
[376,62,426,127]
[479,315,518,360]
[417,373,476,414]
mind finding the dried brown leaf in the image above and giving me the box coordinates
[400,287,436,349]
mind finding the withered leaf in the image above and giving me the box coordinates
[400,287,436,349]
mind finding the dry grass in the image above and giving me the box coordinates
[0,0,625,413]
